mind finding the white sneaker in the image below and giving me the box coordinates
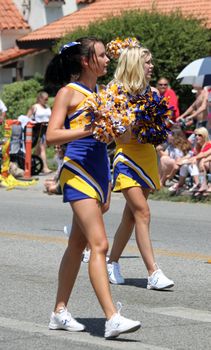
[107,262,125,284]
[147,269,174,290]
[82,249,91,263]
[188,184,200,192]
[63,224,71,237]
[49,307,85,332]
[168,184,178,193]
[104,302,141,339]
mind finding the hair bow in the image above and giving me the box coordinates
[59,41,81,55]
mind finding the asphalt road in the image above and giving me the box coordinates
[0,176,211,350]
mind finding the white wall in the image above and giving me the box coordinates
[0,0,78,92]
[0,30,30,50]
[0,50,54,91]
[13,0,77,30]
[22,50,54,78]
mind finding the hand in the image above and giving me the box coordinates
[176,116,183,122]
[116,125,131,144]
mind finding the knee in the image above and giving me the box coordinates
[90,238,109,256]
[135,205,150,224]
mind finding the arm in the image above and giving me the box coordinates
[150,86,160,96]
[27,105,36,119]
[195,147,211,160]
[179,90,208,121]
[46,87,92,146]
[156,144,168,157]
[178,101,196,120]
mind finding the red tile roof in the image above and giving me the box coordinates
[0,47,41,64]
[17,0,211,45]
[0,0,30,30]
[76,0,95,3]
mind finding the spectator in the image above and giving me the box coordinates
[156,77,180,121]
[156,128,191,187]
[169,127,211,195]
[207,87,211,138]
[177,86,208,129]
[0,99,7,124]
[27,91,52,174]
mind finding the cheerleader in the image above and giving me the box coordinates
[106,41,174,290]
[45,37,140,339]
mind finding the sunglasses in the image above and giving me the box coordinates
[158,83,168,86]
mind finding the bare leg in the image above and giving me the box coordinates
[39,141,51,173]
[108,203,134,263]
[71,198,116,319]
[123,187,156,276]
[159,156,176,186]
[198,159,208,191]
[55,215,87,312]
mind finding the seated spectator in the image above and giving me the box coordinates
[156,77,180,122]
[207,87,211,138]
[9,162,24,178]
[176,86,208,130]
[169,127,211,195]
[44,144,65,195]
[156,128,191,187]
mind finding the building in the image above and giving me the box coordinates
[0,0,77,90]
[1,0,211,91]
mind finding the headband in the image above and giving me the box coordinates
[106,37,141,60]
[59,41,81,55]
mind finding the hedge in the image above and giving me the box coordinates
[54,9,211,111]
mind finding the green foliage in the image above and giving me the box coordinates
[149,187,211,204]
[55,9,211,112]
[0,76,44,119]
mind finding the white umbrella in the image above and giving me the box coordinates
[179,75,211,87]
[176,57,211,87]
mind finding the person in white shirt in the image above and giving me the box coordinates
[27,91,52,174]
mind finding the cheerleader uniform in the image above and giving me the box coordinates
[59,82,110,203]
[113,134,160,192]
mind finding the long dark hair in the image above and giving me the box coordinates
[44,37,103,94]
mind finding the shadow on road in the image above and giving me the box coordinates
[77,317,141,341]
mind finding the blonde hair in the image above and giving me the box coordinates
[194,127,210,142]
[114,46,151,95]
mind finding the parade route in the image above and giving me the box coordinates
[0,180,211,349]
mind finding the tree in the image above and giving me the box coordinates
[0,75,45,119]
[54,9,211,111]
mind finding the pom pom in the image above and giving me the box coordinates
[82,84,172,144]
[106,37,141,60]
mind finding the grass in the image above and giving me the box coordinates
[149,187,211,204]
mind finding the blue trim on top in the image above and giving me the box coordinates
[72,81,98,93]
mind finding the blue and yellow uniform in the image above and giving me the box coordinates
[113,135,160,192]
[60,82,110,203]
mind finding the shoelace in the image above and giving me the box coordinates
[57,308,71,322]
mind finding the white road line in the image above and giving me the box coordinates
[0,317,169,350]
[147,307,211,323]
